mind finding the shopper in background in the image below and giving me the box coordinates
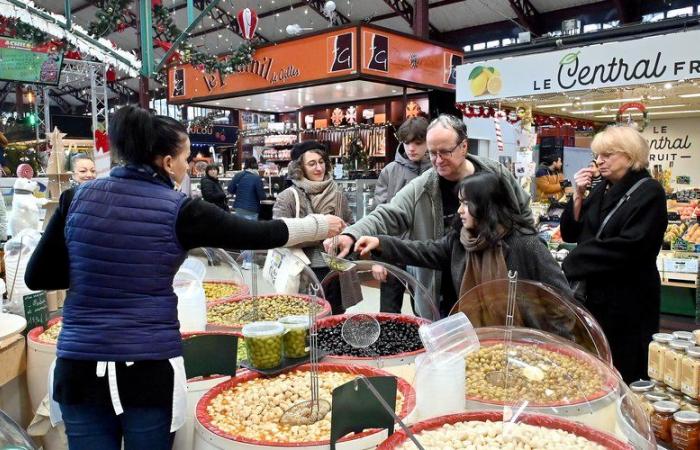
[356,172,574,336]
[534,155,564,202]
[227,156,266,220]
[24,105,345,450]
[372,117,431,313]
[274,140,353,314]
[561,125,667,383]
[199,164,229,211]
[326,114,532,318]
[70,154,96,185]
[588,159,604,192]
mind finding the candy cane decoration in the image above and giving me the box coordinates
[494,110,507,152]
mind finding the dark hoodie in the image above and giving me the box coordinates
[373,143,432,205]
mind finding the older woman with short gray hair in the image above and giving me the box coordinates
[561,125,667,383]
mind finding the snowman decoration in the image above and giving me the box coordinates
[9,177,47,236]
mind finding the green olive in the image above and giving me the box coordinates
[245,334,283,369]
[283,328,308,359]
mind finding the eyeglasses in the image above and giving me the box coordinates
[305,160,326,169]
[428,140,463,160]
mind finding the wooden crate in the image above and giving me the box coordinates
[0,334,26,387]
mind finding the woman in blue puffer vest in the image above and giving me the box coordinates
[24,105,345,450]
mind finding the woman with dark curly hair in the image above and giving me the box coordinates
[273,140,353,313]
[199,164,228,211]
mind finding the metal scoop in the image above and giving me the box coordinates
[341,313,381,348]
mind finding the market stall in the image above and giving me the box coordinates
[168,23,462,220]
[454,27,700,320]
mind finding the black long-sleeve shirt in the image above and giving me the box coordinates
[25,186,289,407]
[26,187,288,291]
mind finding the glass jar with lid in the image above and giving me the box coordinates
[643,391,671,417]
[650,333,674,381]
[694,329,700,345]
[667,386,685,404]
[630,380,655,403]
[671,410,700,450]
[674,331,696,344]
[665,340,694,390]
[652,400,681,443]
[681,346,700,399]
[682,396,700,413]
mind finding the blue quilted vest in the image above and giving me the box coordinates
[58,165,188,361]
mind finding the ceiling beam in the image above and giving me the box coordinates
[438,0,618,46]
[380,0,439,35]
[507,0,543,36]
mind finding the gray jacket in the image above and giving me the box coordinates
[378,230,585,347]
[273,185,353,267]
[373,144,432,206]
[344,154,533,317]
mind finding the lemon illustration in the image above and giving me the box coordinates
[487,75,502,94]
[470,71,490,97]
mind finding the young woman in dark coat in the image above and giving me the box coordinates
[199,164,229,211]
[355,172,582,344]
[560,125,667,383]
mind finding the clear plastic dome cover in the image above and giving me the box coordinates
[0,409,37,449]
[451,278,612,363]
[378,327,656,450]
[203,248,329,331]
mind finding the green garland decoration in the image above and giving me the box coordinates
[88,1,255,75]
[88,0,133,37]
[0,17,50,44]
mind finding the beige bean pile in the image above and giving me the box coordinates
[207,295,321,326]
[204,282,243,303]
[396,421,606,450]
[206,370,405,443]
[466,344,603,404]
[38,322,62,344]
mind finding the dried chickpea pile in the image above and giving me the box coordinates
[207,295,321,327]
[206,370,405,443]
[466,344,603,404]
[204,282,243,303]
[395,421,606,450]
[38,322,62,344]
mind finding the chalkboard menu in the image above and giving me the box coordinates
[22,291,48,333]
[0,38,63,85]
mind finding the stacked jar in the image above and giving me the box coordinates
[642,392,671,417]
[665,340,695,391]
[650,333,675,384]
[652,401,681,443]
[681,346,700,401]
[671,410,700,450]
[674,331,697,344]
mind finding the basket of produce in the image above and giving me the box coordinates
[195,363,415,449]
[316,313,430,367]
[206,294,332,331]
[204,281,249,303]
[376,411,634,450]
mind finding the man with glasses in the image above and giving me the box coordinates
[372,117,432,313]
[325,114,532,317]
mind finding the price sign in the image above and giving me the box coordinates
[22,291,48,333]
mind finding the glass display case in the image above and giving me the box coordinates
[336,179,377,222]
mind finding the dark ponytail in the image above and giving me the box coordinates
[109,105,188,166]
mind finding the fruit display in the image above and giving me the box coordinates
[207,294,331,329]
[203,281,248,303]
[377,412,634,450]
[197,364,413,444]
[465,342,607,405]
[468,65,502,97]
[665,223,688,244]
[683,223,700,244]
[317,314,428,358]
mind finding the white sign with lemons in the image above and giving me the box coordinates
[456,29,700,102]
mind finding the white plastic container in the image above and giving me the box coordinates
[414,352,466,420]
[418,312,479,360]
[241,322,285,370]
[26,320,60,413]
[175,280,207,332]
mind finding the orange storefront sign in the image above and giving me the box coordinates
[168,25,461,104]
[360,29,461,88]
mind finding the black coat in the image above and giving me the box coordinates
[200,175,229,211]
[561,169,667,383]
